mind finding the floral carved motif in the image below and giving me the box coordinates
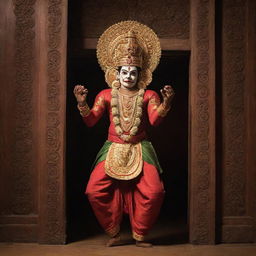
[222,226,253,243]
[12,0,36,215]
[45,0,64,243]
[222,0,246,216]
[75,0,189,39]
[191,0,212,244]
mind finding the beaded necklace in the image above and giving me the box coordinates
[111,88,145,142]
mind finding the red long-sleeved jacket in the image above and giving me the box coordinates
[82,89,166,144]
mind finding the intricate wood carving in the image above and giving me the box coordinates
[11,0,36,215]
[222,0,246,217]
[75,0,189,39]
[222,225,254,243]
[0,224,37,242]
[43,0,65,243]
[190,0,215,244]
[194,0,210,244]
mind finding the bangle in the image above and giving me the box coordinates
[77,103,90,117]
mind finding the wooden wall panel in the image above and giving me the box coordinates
[246,0,256,243]
[70,0,190,39]
[221,0,256,243]
[0,0,16,217]
[0,0,67,244]
[69,0,190,52]
[0,0,38,242]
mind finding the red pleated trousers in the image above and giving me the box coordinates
[85,160,165,241]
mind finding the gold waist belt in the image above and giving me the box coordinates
[105,142,143,180]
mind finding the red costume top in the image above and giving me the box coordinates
[83,88,167,240]
[81,89,167,144]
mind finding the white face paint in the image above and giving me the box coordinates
[118,66,138,89]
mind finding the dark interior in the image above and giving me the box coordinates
[66,50,189,243]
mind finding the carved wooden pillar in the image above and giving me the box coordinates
[37,0,67,244]
[189,0,216,244]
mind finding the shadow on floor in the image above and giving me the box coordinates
[69,215,189,246]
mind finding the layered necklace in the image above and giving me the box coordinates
[111,88,145,142]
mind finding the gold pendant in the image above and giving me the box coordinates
[105,142,143,180]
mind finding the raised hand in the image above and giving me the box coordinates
[73,85,88,106]
[160,85,175,108]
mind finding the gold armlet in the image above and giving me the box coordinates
[77,103,90,117]
[157,104,171,117]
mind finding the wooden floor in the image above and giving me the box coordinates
[1,239,256,256]
[1,218,256,256]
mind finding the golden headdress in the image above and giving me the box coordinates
[97,21,161,88]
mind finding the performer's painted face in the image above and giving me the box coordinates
[118,66,138,89]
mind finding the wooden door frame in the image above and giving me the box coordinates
[38,0,216,244]
[189,0,216,244]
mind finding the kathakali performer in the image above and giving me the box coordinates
[73,21,174,247]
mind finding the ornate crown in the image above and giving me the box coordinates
[113,31,143,68]
[97,21,161,88]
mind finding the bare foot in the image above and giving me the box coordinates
[106,235,123,247]
[135,241,153,248]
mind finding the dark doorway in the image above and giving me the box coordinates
[148,51,189,244]
[66,50,189,243]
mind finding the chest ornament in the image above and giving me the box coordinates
[111,88,145,142]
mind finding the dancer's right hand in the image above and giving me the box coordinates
[73,85,88,106]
